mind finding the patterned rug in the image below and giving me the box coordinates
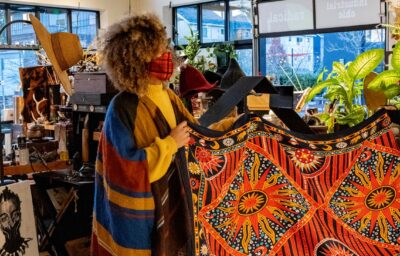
[185,110,400,255]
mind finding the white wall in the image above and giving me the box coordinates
[7,0,194,30]
[8,0,142,28]
[137,0,201,37]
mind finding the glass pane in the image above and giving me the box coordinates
[236,48,252,75]
[0,50,37,108]
[10,5,36,46]
[72,10,98,48]
[229,0,252,41]
[176,6,198,45]
[40,7,68,33]
[202,2,225,43]
[0,5,6,45]
[260,28,385,112]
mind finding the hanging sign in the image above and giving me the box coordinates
[316,0,382,29]
[258,0,314,34]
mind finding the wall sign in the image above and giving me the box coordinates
[258,0,314,34]
[316,0,382,29]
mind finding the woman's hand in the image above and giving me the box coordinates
[170,121,190,148]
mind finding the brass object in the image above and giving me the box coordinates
[27,124,45,140]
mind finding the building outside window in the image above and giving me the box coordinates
[0,50,36,108]
[236,48,252,76]
[10,5,36,46]
[0,5,99,109]
[201,2,225,43]
[72,10,98,49]
[229,0,252,41]
[260,28,385,111]
[261,29,385,87]
[0,7,6,45]
[175,6,198,45]
[40,7,68,33]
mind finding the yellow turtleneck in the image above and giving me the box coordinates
[145,83,178,183]
[144,83,237,183]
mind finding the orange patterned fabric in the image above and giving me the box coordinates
[185,110,400,255]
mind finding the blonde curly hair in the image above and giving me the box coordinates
[96,13,169,95]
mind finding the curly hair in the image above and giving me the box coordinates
[0,187,21,212]
[97,14,169,95]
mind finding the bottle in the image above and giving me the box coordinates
[17,135,29,165]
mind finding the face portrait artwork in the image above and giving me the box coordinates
[0,182,39,256]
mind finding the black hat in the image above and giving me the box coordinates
[203,70,222,85]
[220,58,245,90]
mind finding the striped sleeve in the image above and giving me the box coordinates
[91,92,154,256]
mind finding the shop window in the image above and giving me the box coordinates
[40,7,68,33]
[203,27,208,38]
[10,5,36,46]
[71,10,98,48]
[175,6,198,45]
[0,6,6,45]
[229,0,252,41]
[236,48,252,75]
[260,28,385,111]
[0,50,37,108]
[201,2,225,43]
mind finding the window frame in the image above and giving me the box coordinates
[0,2,100,50]
[256,0,385,74]
[172,0,253,73]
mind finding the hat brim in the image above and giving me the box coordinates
[181,81,218,98]
[29,14,73,95]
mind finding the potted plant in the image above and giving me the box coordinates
[179,29,216,73]
[210,43,237,69]
[304,48,384,132]
[367,42,400,102]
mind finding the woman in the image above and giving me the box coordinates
[91,14,235,256]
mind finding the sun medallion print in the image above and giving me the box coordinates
[327,143,400,248]
[195,146,225,178]
[288,148,329,175]
[199,144,313,255]
[314,238,358,256]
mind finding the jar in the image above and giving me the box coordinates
[17,135,29,165]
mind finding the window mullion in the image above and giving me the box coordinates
[5,4,10,46]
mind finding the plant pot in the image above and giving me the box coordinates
[310,125,328,134]
[216,52,229,69]
[334,123,350,132]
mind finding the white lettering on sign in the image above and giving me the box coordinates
[267,10,305,24]
[316,0,379,28]
[326,0,368,19]
[326,0,368,10]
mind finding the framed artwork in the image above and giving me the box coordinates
[0,181,39,256]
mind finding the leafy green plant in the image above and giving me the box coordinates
[179,29,215,72]
[367,42,400,99]
[305,49,384,132]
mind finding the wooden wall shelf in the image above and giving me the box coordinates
[4,160,69,176]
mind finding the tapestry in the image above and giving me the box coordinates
[0,181,39,256]
[185,110,400,255]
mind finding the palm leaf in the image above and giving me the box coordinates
[384,84,400,99]
[392,42,400,70]
[368,69,400,90]
[305,79,336,103]
[348,49,384,80]
[317,68,328,83]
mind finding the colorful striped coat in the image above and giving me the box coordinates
[91,89,196,256]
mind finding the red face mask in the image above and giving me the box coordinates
[148,52,174,81]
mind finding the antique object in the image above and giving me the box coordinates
[27,124,45,140]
